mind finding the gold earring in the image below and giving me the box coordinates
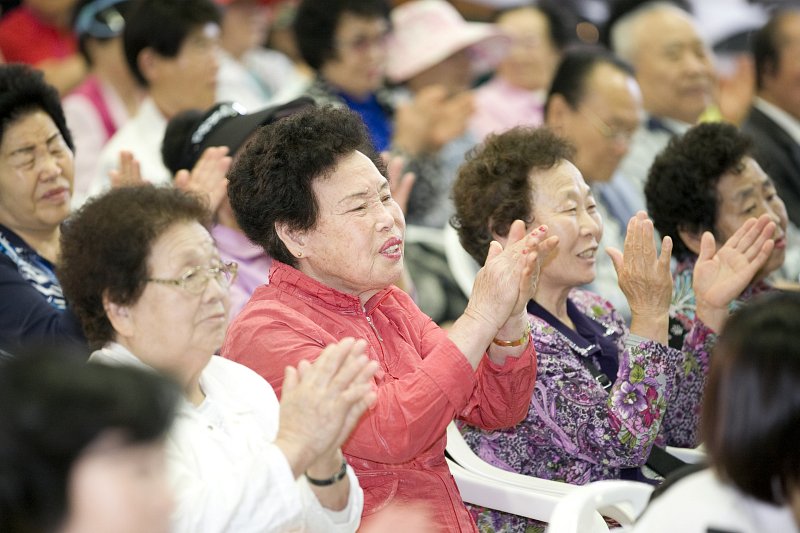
[297,251,303,257]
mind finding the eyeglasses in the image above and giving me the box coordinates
[335,31,390,55]
[579,107,638,145]
[146,262,238,295]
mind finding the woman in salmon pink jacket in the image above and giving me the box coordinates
[221,105,558,531]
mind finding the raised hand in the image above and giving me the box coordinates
[693,214,775,331]
[174,146,231,213]
[607,212,674,318]
[275,338,378,477]
[109,150,145,188]
[468,220,559,330]
[429,90,474,150]
[381,151,416,215]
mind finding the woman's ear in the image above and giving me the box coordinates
[677,227,705,256]
[103,291,134,338]
[275,222,307,259]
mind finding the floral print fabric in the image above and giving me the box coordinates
[460,289,714,532]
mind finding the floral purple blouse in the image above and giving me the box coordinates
[459,289,715,533]
[668,255,772,349]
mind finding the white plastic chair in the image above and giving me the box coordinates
[442,223,479,298]
[447,458,564,521]
[546,480,655,533]
[446,422,576,522]
[665,444,706,464]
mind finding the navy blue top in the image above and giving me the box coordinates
[527,298,621,384]
[0,224,86,355]
[339,91,393,152]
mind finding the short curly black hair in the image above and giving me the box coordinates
[452,127,575,266]
[645,122,752,261]
[293,0,390,71]
[0,64,74,152]
[227,106,382,268]
[59,186,211,349]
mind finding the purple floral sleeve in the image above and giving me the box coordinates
[661,320,716,447]
[460,290,682,484]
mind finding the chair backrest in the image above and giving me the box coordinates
[446,422,576,522]
[442,223,480,298]
[547,480,655,533]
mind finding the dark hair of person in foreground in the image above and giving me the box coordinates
[702,291,800,504]
[0,351,178,532]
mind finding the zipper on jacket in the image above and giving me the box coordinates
[365,314,383,342]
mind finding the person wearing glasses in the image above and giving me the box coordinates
[450,126,775,533]
[59,185,377,532]
[294,0,470,170]
[544,47,645,318]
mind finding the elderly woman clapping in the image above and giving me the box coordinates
[451,127,775,533]
[0,64,85,353]
[646,122,790,349]
[221,106,557,531]
[59,185,377,533]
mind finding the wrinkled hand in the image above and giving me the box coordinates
[109,150,145,188]
[276,338,378,475]
[174,146,231,213]
[607,212,673,319]
[467,221,559,330]
[392,86,473,155]
[693,214,775,311]
[381,152,416,215]
[429,90,474,150]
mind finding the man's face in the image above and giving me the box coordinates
[761,12,800,121]
[556,63,643,182]
[631,8,714,124]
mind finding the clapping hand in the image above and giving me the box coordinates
[109,150,145,188]
[381,152,416,215]
[468,220,559,331]
[608,212,673,317]
[275,338,378,477]
[174,146,231,213]
[693,214,775,331]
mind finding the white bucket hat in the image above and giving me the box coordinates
[386,0,509,84]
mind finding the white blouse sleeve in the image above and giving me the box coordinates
[166,357,363,532]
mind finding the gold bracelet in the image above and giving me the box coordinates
[492,322,531,347]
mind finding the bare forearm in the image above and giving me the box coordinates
[694,301,728,334]
[629,313,669,346]
[306,450,350,511]
[448,309,530,369]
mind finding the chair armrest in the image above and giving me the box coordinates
[547,480,654,533]
[447,459,561,521]
[665,445,707,464]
